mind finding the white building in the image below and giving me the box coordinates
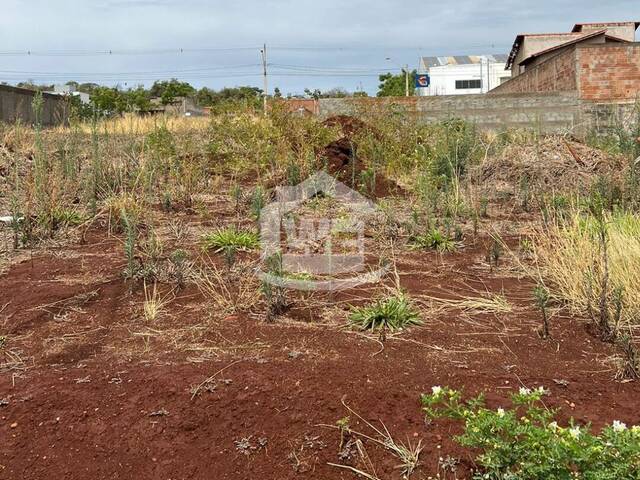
[51,84,91,104]
[417,54,511,96]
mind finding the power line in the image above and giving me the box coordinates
[0,64,261,76]
[0,47,261,57]
[0,43,512,57]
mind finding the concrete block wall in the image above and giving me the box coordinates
[318,92,638,137]
[319,92,585,134]
[0,85,69,126]
[578,44,640,101]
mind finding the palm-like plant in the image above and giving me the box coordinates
[349,293,421,341]
[201,226,259,252]
[410,228,456,253]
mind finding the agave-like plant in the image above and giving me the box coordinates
[201,226,259,252]
[349,293,421,341]
[410,228,456,253]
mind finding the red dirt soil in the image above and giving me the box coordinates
[320,138,402,198]
[323,115,373,138]
[1,219,639,480]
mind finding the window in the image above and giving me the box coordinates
[455,79,482,90]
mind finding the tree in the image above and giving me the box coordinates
[90,86,127,115]
[16,81,53,92]
[273,87,282,98]
[125,86,151,112]
[303,87,359,99]
[377,70,416,97]
[304,88,322,100]
[196,86,263,112]
[150,79,196,105]
[78,83,100,95]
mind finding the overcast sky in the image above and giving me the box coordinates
[1,0,638,95]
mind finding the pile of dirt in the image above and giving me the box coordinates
[319,115,401,197]
[477,136,627,194]
[319,137,402,197]
[323,115,371,138]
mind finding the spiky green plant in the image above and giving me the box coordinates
[349,294,421,341]
[201,227,259,252]
[121,208,139,280]
[533,284,550,339]
[250,186,266,220]
[261,252,288,321]
[410,229,456,253]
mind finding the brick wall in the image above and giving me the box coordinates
[491,47,577,94]
[578,44,640,101]
[274,98,319,115]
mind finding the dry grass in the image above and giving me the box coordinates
[325,399,424,478]
[193,255,260,314]
[418,291,513,315]
[142,281,173,322]
[65,114,210,136]
[526,211,640,329]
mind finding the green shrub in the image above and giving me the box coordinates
[201,226,259,252]
[409,228,456,253]
[421,386,640,479]
[349,294,421,334]
[430,119,480,183]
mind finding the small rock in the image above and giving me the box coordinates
[149,408,169,417]
[10,422,17,428]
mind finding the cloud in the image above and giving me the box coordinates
[0,0,638,94]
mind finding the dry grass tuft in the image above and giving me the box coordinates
[142,281,173,322]
[526,211,640,329]
[419,291,513,315]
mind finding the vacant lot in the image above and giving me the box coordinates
[1,108,639,479]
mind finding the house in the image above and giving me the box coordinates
[416,54,510,96]
[51,84,91,104]
[494,21,640,100]
[273,98,319,115]
[148,96,205,116]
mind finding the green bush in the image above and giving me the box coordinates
[409,228,456,253]
[349,294,421,333]
[421,386,640,479]
[201,227,259,252]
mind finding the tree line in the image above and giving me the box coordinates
[8,70,415,118]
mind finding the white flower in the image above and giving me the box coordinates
[497,408,505,418]
[536,386,547,395]
[548,421,558,431]
[519,387,531,396]
[569,426,581,439]
[612,420,627,432]
[431,386,443,396]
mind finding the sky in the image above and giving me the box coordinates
[0,0,639,96]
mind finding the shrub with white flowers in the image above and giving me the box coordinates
[421,386,640,479]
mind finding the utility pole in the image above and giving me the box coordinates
[405,64,409,97]
[261,43,268,115]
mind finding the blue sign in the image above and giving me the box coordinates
[415,74,430,88]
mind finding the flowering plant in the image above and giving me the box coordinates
[421,386,640,479]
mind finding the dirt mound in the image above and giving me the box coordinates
[478,136,626,193]
[323,115,369,138]
[320,137,401,198]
